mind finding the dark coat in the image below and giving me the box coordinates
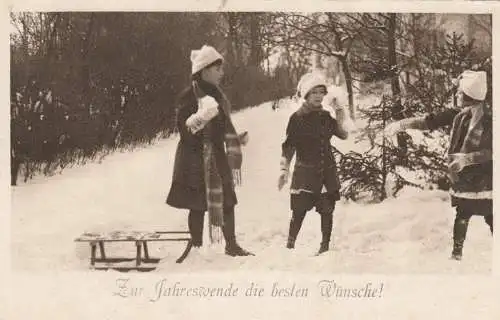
[282,108,346,197]
[424,106,492,208]
[166,82,237,212]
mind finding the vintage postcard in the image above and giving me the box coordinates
[4,0,499,319]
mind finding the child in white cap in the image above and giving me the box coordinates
[166,45,253,257]
[278,72,348,255]
[385,70,493,261]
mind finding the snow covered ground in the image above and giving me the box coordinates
[11,97,493,275]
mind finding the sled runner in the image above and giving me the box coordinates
[75,230,192,271]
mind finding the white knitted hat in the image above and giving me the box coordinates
[191,45,224,75]
[297,72,328,98]
[459,70,487,101]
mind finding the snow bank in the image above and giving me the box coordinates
[11,97,492,275]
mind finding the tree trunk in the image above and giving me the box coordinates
[81,13,95,109]
[387,13,402,117]
[225,13,236,66]
[249,13,261,67]
[327,14,355,119]
[380,98,388,201]
[314,50,323,69]
[387,13,408,164]
[339,56,355,120]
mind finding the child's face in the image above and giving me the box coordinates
[306,86,327,107]
[202,64,224,86]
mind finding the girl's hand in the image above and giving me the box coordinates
[325,86,346,112]
[325,94,339,109]
[185,113,205,134]
[238,131,249,146]
[278,171,289,191]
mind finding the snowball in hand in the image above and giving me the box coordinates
[198,96,219,121]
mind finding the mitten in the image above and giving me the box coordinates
[185,96,220,133]
[198,96,219,121]
[278,156,290,191]
[385,118,425,137]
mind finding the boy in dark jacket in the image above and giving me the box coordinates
[385,70,493,261]
[278,72,348,255]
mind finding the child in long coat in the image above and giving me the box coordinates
[278,72,348,255]
[166,45,253,257]
[385,70,493,261]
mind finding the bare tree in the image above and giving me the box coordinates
[265,13,359,119]
[469,14,491,37]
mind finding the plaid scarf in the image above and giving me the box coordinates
[194,82,243,243]
[447,103,492,183]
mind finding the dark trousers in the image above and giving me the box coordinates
[188,206,237,247]
[452,199,493,252]
[288,192,336,245]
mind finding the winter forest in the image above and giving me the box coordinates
[10,12,493,274]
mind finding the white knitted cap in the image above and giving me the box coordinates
[191,45,224,75]
[297,72,328,98]
[459,70,487,101]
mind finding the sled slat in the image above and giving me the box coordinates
[75,230,192,270]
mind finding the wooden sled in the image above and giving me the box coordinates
[75,231,192,272]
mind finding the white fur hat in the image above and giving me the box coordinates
[459,70,487,101]
[297,72,328,98]
[190,45,224,75]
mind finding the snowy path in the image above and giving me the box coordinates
[11,100,492,274]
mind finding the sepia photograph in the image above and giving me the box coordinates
[9,11,493,276]
[6,1,500,318]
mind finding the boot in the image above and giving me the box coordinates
[451,243,463,261]
[222,206,254,257]
[286,210,306,249]
[316,211,333,255]
[188,210,205,247]
[485,214,493,235]
[316,241,329,255]
[451,216,469,261]
[225,244,254,257]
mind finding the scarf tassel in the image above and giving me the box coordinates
[233,169,242,186]
[208,223,224,244]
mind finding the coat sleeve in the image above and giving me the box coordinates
[177,99,204,144]
[326,114,348,140]
[281,115,297,171]
[424,108,460,131]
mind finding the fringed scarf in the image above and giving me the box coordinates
[193,81,243,243]
[447,103,492,183]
